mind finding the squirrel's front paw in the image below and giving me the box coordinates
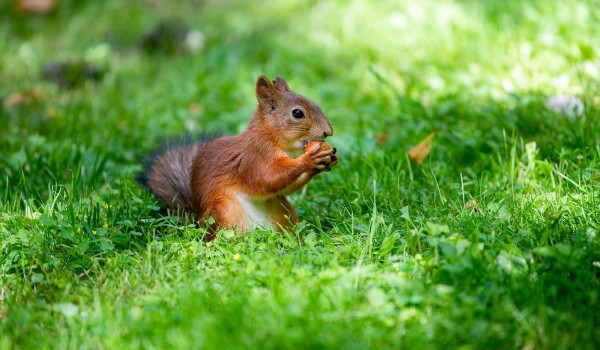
[324,148,339,171]
[303,141,338,171]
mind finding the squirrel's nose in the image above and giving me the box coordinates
[323,124,333,138]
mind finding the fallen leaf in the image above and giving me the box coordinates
[15,0,58,13]
[376,133,389,145]
[465,199,481,214]
[465,199,479,208]
[408,132,436,164]
[3,88,42,109]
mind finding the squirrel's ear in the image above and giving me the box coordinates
[256,76,280,110]
[273,76,291,92]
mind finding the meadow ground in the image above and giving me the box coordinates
[1,1,599,349]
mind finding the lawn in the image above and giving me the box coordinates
[1,0,599,349]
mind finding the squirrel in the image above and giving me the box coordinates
[137,76,338,237]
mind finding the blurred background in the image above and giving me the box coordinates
[1,2,599,348]
[1,0,598,194]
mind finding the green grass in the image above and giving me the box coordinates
[1,0,599,349]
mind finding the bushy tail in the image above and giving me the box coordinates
[137,136,213,213]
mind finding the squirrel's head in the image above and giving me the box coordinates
[254,75,333,151]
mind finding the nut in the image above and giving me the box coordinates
[304,141,332,153]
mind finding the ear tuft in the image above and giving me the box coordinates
[273,76,291,92]
[256,76,279,110]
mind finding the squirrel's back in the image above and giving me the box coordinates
[137,136,214,213]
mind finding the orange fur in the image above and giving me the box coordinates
[140,76,338,238]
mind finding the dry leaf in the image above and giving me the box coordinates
[3,88,42,109]
[407,132,436,164]
[465,199,479,208]
[15,0,58,13]
[376,133,389,145]
[465,199,481,215]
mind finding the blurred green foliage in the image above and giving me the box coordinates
[0,0,599,349]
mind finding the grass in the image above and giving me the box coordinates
[1,0,599,349]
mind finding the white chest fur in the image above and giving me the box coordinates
[235,193,273,230]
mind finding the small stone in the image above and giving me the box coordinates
[545,96,584,117]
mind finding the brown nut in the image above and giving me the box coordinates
[304,141,332,154]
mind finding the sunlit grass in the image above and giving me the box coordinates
[1,0,599,349]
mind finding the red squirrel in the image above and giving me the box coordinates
[138,76,338,237]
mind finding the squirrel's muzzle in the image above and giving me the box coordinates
[323,121,333,138]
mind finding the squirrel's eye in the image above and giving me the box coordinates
[292,109,304,119]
